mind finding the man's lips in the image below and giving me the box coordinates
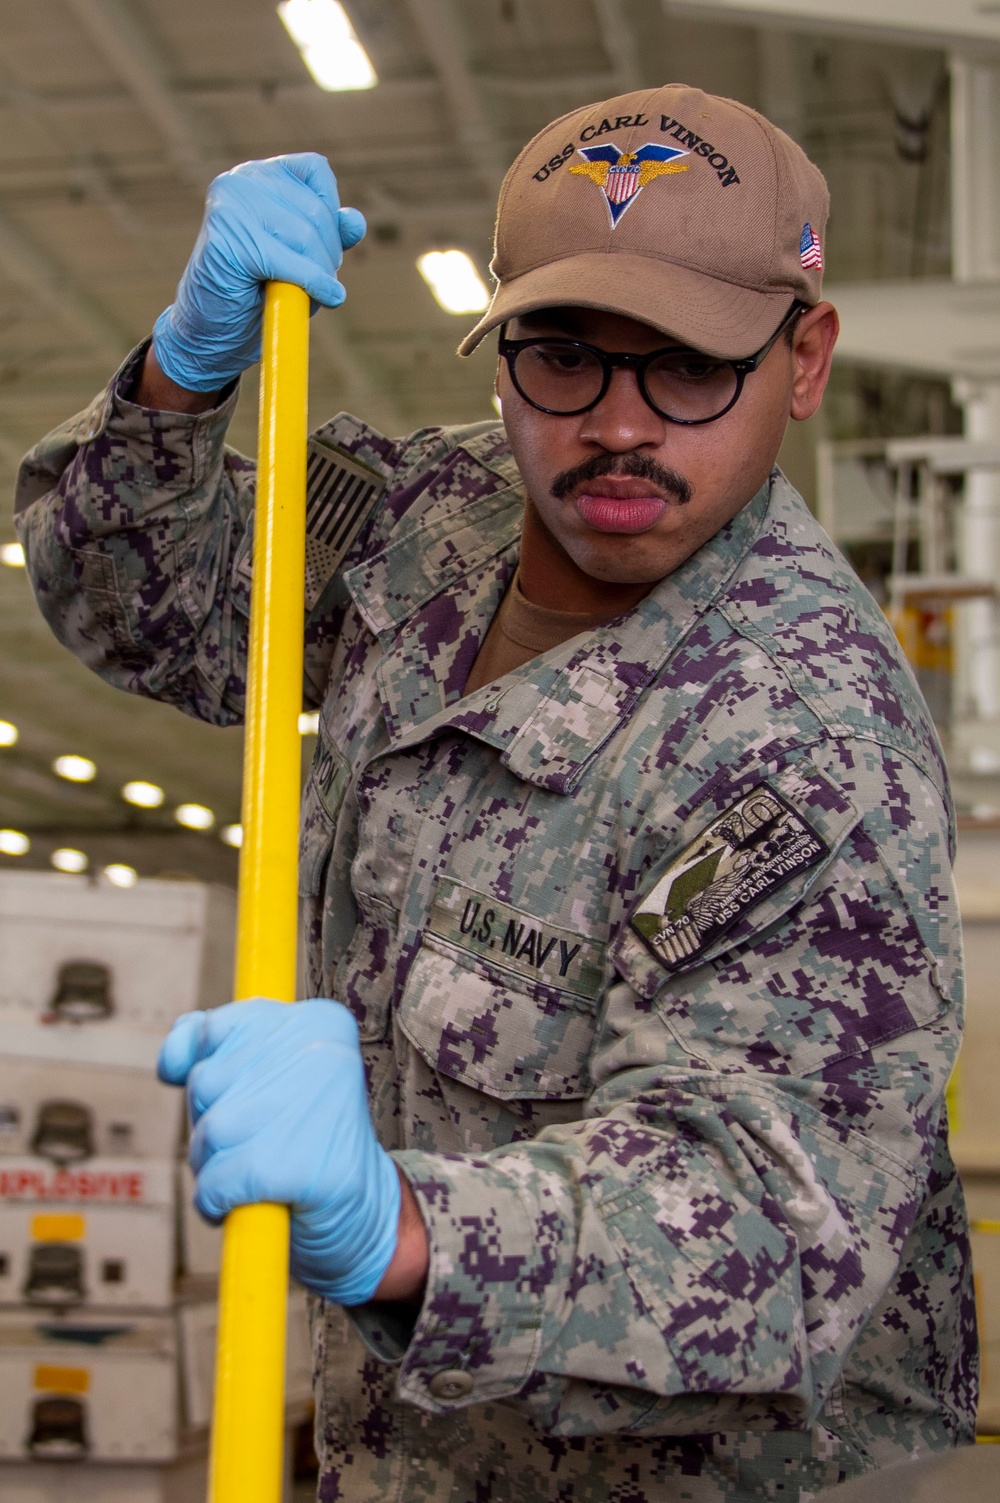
[574,491,669,535]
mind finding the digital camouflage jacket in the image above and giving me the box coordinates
[15,345,978,1502]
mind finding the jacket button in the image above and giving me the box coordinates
[427,1369,473,1401]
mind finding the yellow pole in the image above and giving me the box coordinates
[209,281,310,1503]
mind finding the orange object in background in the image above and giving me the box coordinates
[888,602,954,728]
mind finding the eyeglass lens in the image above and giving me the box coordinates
[510,342,740,422]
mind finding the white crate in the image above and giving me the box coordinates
[177,1162,220,1281]
[0,1159,175,1311]
[0,875,236,1057]
[0,1433,301,1501]
[177,1287,313,1432]
[0,1059,183,1163]
[0,1310,178,1463]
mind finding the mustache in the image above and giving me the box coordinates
[550,451,692,506]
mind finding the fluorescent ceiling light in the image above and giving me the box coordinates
[0,721,18,747]
[0,829,29,856]
[122,780,165,809]
[221,823,244,848]
[52,848,87,873]
[277,0,377,91]
[0,543,24,567]
[103,863,138,888]
[298,711,320,735]
[175,802,215,831]
[53,754,97,783]
[417,251,491,315]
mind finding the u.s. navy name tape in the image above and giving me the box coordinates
[429,877,604,1001]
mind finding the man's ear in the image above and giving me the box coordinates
[789,302,839,422]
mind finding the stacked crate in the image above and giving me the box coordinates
[950,824,1000,1436]
[0,871,312,1500]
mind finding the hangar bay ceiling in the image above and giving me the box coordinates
[0,0,955,880]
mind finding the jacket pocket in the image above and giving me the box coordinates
[397,931,599,1101]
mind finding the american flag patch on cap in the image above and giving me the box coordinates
[799,222,823,270]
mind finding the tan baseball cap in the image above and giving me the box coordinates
[458,83,829,360]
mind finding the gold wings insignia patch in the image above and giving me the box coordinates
[567,143,691,226]
[637,160,690,186]
[568,161,611,187]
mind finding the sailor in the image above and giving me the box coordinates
[15,83,976,1501]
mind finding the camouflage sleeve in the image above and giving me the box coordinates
[13,342,434,724]
[387,745,962,1436]
[13,343,257,725]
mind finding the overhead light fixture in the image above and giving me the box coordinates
[175,803,215,831]
[277,0,377,91]
[221,823,244,849]
[298,711,320,735]
[103,863,138,888]
[53,755,97,783]
[416,251,491,315]
[122,780,165,809]
[0,721,18,747]
[0,829,29,856]
[51,848,88,874]
[0,542,25,567]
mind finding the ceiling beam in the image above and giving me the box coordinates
[591,0,645,94]
[401,0,510,195]
[309,316,406,434]
[59,0,404,425]
[0,204,131,364]
[755,28,806,143]
[1,72,617,117]
[0,139,490,198]
[479,72,616,97]
[60,0,220,189]
[663,0,1000,52]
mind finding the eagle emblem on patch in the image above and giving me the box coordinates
[630,787,828,970]
[568,143,689,226]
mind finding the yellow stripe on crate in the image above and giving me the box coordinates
[34,1365,90,1394]
[30,1213,85,1241]
[971,1219,1000,1235]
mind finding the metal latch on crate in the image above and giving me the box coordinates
[31,1101,94,1163]
[24,1243,85,1304]
[48,961,114,1022]
[28,1394,89,1458]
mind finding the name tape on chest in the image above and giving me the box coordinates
[310,731,350,823]
[429,878,605,1001]
[631,786,828,971]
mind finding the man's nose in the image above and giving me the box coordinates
[578,365,668,452]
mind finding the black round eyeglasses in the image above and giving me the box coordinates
[497,301,806,426]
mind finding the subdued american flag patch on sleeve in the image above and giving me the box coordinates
[303,438,385,610]
[233,435,387,612]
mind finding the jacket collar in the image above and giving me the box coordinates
[345,438,773,793]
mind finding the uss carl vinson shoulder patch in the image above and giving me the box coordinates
[630,786,828,971]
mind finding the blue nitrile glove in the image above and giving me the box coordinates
[157,999,400,1305]
[152,153,367,392]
